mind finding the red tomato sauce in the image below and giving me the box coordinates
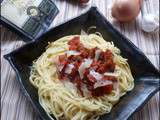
[56,36,117,97]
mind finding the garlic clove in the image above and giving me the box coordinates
[138,14,159,33]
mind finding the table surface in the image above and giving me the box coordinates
[1,0,159,120]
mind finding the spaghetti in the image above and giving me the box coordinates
[30,34,134,120]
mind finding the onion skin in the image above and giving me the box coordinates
[111,0,142,22]
[79,0,89,4]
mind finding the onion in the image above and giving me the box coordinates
[95,49,101,60]
[79,0,89,4]
[66,50,80,56]
[104,72,118,77]
[111,0,142,22]
[65,64,74,74]
[78,58,93,79]
[89,70,103,81]
[94,80,113,89]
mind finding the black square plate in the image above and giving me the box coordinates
[4,7,160,120]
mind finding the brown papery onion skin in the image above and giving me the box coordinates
[111,0,142,22]
[79,0,89,4]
